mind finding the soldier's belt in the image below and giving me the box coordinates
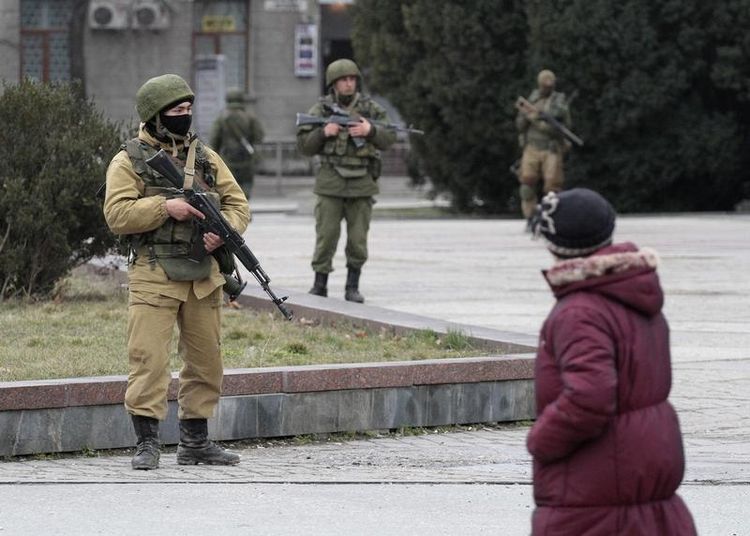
[319,154,371,167]
[526,138,561,151]
[136,243,192,258]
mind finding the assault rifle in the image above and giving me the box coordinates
[296,103,424,148]
[515,96,584,147]
[145,149,293,321]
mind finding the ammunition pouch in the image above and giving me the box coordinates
[319,154,374,179]
[368,158,382,180]
[136,244,213,281]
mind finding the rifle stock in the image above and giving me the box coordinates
[144,150,293,320]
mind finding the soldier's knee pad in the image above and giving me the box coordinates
[519,184,536,201]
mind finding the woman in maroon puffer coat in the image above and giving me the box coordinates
[527,189,696,535]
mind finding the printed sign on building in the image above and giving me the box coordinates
[294,23,317,78]
[264,0,307,11]
[193,55,227,139]
[201,15,236,32]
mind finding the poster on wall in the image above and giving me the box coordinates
[294,23,317,78]
[264,0,307,11]
[193,55,227,139]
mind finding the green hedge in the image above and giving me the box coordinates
[0,80,121,300]
[353,0,750,213]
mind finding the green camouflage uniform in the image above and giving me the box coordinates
[210,93,264,197]
[297,92,396,273]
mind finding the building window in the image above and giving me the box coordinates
[192,0,248,90]
[20,0,74,82]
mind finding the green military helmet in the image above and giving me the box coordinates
[226,88,246,104]
[325,59,362,87]
[135,74,195,122]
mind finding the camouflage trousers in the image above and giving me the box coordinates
[125,287,224,421]
[519,145,564,219]
[311,194,373,273]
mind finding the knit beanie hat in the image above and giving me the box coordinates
[531,188,616,258]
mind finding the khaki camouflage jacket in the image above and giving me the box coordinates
[516,90,572,150]
[103,127,250,301]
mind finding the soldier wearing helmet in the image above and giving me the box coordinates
[297,59,397,303]
[103,74,250,470]
[210,88,265,198]
[515,69,573,229]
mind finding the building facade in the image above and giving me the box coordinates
[0,0,355,140]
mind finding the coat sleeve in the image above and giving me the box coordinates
[296,103,327,157]
[527,305,618,464]
[103,151,169,235]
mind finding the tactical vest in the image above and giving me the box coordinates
[122,138,220,281]
[318,94,382,178]
[525,90,568,150]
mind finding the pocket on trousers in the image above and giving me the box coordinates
[128,289,182,309]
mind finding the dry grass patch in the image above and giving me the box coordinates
[0,267,488,382]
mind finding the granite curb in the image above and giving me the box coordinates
[0,280,537,457]
[0,356,535,413]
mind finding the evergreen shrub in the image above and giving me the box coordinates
[0,79,121,300]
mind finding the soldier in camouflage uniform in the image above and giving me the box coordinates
[104,74,250,470]
[210,89,264,199]
[297,59,397,303]
[516,69,572,227]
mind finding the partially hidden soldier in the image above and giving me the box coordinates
[296,59,397,303]
[103,74,250,470]
[515,69,572,229]
[210,88,264,199]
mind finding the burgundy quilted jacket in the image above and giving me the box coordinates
[527,242,696,535]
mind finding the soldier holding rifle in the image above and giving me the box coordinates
[515,69,581,230]
[296,59,397,303]
[104,74,249,470]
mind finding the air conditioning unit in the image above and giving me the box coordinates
[131,1,170,30]
[89,0,129,30]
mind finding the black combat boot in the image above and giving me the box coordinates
[308,272,328,297]
[176,419,240,466]
[131,415,160,470]
[344,267,365,303]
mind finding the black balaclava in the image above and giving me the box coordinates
[145,98,194,142]
[158,112,192,137]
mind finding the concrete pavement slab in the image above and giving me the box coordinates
[1,211,748,534]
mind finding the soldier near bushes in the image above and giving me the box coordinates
[210,89,264,199]
[103,74,250,470]
[515,69,573,228]
[296,59,397,303]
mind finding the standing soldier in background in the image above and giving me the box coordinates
[515,69,572,229]
[210,88,264,199]
[296,59,397,303]
[104,74,250,470]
